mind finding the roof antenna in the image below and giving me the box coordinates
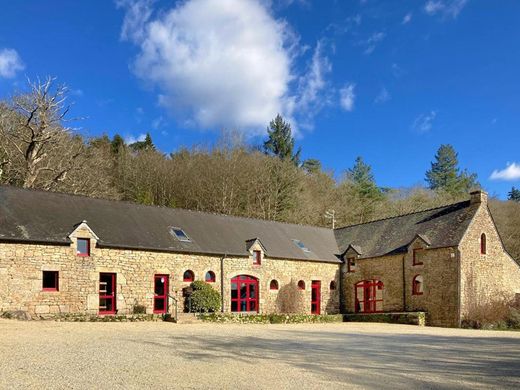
[324,209,336,229]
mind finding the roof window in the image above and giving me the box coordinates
[170,227,191,242]
[292,239,310,253]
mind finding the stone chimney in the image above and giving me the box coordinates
[470,190,488,205]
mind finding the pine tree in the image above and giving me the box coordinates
[425,144,478,195]
[508,187,520,202]
[302,159,321,174]
[111,134,125,155]
[130,133,155,152]
[346,156,382,198]
[263,114,301,165]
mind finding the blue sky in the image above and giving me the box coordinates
[0,0,519,198]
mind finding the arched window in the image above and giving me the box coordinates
[412,275,424,295]
[481,233,487,255]
[205,271,216,283]
[183,270,194,282]
[298,280,306,290]
[231,275,259,312]
[329,280,337,290]
[270,280,279,290]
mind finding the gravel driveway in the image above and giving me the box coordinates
[0,319,519,389]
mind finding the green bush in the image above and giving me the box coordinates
[197,313,343,324]
[344,312,426,326]
[189,281,221,313]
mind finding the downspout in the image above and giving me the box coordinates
[220,253,227,313]
[402,255,407,311]
[456,247,462,327]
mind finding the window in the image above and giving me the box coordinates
[270,280,279,290]
[253,250,262,265]
[183,270,195,282]
[231,275,259,312]
[171,227,191,242]
[412,275,424,295]
[298,280,306,290]
[329,280,336,290]
[355,280,384,313]
[292,239,310,253]
[205,271,216,283]
[99,273,116,314]
[412,248,424,266]
[481,233,487,255]
[77,238,90,257]
[42,271,59,291]
[347,257,356,273]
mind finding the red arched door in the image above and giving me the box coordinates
[355,280,384,313]
[231,275,259,312]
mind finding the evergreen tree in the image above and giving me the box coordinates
[130,133,155,152]
[111,134,125,155]
[425,144,478,195]
[263,114,301,165]
[346,156,382,198]
[302,159,321,174]
[508,186,520,202]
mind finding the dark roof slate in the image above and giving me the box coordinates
[334,200,479,259]
[0,185,340,263]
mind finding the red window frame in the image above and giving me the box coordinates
[42,271,59,292]
[231,275,259,313]
[183,270,194,282]
[253,250,262,265]
[269,280,279,290]
[311,280,321,315]
[412,248,424,266]
[153,274,169,314]
[354,280,384,313]
[347,257,356,273]
[298,280,306,290]
[99,273,116,315]
[480,233,487,255]
[412,275,424,295]
[77,238,90,257]
[205,271,216,283]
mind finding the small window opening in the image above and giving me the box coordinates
[171,227,191,242]
[42,271,59,291]
[270,280,279,290]
[329,280,337,290]
[292,239,310,253]
[205,271,216,283]
[77,238,90,257]
[413,248,424,266]
[253,250,262,265]
[183,270,195,282]
[298,280,306,290]
[481,233,487,255]
[347,257,356,273]
[412,275,424,295]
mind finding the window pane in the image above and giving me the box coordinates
[154,298,165,311]
[231,301,238,312]
[241,300,247,312]
[155,277,165,295]
[249,283,256,299]
[43,271,58,290]
[240,284,247,299]
[77,239,89,255]
[249,300,256,311]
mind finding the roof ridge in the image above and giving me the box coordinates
[0,184,332,231]
[334,199,470,231]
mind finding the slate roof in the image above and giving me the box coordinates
[334,200,479,259]
[0,185,340,263]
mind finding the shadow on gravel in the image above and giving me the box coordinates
[129,328,520,389]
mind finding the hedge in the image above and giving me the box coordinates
[197,313,344,324]
[344,312,426,326]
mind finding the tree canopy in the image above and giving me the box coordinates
[263,114,301,165]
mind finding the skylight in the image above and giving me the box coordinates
[292,239,310,253]
[171,227,191,242]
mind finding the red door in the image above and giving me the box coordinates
[311,280,321,314]
[154,274,169,314]
[355,280,384,313]
[99,273,116,314]
[231,275,258,312]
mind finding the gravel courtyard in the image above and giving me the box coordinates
[0,320,519,389]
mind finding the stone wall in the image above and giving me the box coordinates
[459,202,520,320]
[0,238,339,316]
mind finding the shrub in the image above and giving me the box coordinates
[189,281,221,313]
[276,280,306,314]
[133,304,147,314]
[197,313,343,324]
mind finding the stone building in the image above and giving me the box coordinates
[0,186,519,327]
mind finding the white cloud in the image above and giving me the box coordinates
[360,32,385,55]
[339,83,356,112]
[125,133,146,144]
[0,48,24,78]
[120,0,300,134]
[412,111,436,133]
[490,163,520,181]
[375,87,390,103]
[424,0,468,19]
[402,12,413,24]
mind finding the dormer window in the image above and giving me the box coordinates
[293,239,310,253]
[77,238,90,257]
[253,250,262,265]
[171,227,191,242]
[347,257,356,273]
